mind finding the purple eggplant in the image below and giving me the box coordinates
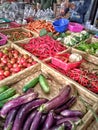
[4,107,19,130]
[12,98,47,130]
[39,115,47,128]
[23,110,37,130]
[39,85,71,113]
[0,91,38,118]
[54,115,64,120]
[41,111,55,130]
[61,110,83,118]
[30,110,42,130]
[55,96,76,114]
[56,117,80,125]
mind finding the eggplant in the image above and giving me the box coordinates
[39,115,47,128]
[55,96,76,114]
[61,110,83,118]
[41,111,55,130]
[30,110,42,130]
[56,117,80,125]
[0,91,38,118]
[4,107,18,130]
[12,98,47,130]
[23,110,37,130]
[54,115,64,120]
[39,85,71,113]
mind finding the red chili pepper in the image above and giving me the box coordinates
[47,61,98,94]
[21,36,66,60]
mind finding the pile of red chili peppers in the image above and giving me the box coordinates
[47,62,98,94]
[21,35,67,60]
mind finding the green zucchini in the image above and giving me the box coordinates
[39,74,50,94]
[0,88,16,101]
[23,77,39,92]
[0,85,9,94]
[0,93,20,108]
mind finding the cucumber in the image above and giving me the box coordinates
[0,94,20,108]
[23,77,39,92]
[39,74,50,94]
[0,88,16,101]
[0,85,9,94]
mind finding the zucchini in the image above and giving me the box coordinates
[0,85,9,94]
[39,74,50,94]
[0,88,16,101]
[23,77,39,92]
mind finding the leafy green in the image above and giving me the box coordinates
[39,28,48,36]
[47,32,53,37]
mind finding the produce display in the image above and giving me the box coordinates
[2,30,33,42]
[0,85,19,108]
[0,17,98,130]
[0,47,37,80]
[46,53,98,94]
[25,20,55,34]
[63,31,90,46]
[20,35,67,60]
[75,41,98,56]
[1,85,86,130]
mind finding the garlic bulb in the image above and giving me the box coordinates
[69,53,82,63]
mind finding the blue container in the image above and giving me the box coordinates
[53,18,69,33]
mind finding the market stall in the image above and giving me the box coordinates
[0,1,98,130]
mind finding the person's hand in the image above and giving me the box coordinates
[64,12,70,18]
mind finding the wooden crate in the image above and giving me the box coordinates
[0,27,37,42]
[0,63,97,130]
[0,43,40,87]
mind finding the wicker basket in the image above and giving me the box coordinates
[0,63,96,130]
[72,48,98,65]
[12,38,69,61]
[0,43,41,87]
[44,49,98,98]
[73,36,98,65]
[0,27,37,42]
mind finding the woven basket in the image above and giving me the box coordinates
[13,38,70,62]
[73,35,98,65]
[0,27,37,42]
[44,49,98,99]
[72,48,98,65]
[0,43,41,87]
[0,63,96,130]
[0,62,98,129]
